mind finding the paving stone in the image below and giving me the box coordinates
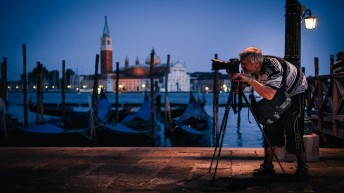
[0,147,344,192]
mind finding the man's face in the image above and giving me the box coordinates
[240,58,256,74]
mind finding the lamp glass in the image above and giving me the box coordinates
[304,16,317,29]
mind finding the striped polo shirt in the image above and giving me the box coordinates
[258,57,307,96]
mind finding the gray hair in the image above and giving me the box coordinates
[239,47,264,64]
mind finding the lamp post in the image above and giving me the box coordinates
[284,0,317,69]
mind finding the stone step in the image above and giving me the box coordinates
[275,133,319,162]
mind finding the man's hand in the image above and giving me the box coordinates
[232,73,253,84]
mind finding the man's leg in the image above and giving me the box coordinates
[285,93,308,176]
[295,151,308,176]
[253,147,275,176]
[297,152,306,166]
[264,146,275,165]
[253,120,285,176]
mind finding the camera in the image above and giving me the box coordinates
[211,58,240,74]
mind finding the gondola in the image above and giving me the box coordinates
[101,102,137,123]
[103,97,188,123]
[159,105,186,120]
[168,92,212,147]
[2,93,112,147]
[4,109,94,147]
[95,93,158,146]
[28,100,90,117]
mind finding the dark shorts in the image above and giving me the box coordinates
[263,93,305,154]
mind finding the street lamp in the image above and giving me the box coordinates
[302,8,317,30]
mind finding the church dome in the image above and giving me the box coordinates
[145,55,161,65]
[131,66,147,76]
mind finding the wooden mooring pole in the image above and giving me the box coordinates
[92,54,99,118]
[314,57,323,134]
[1,58,8,107]
[90,54,99,140]
[150,49,155,144]
[22,45,28,127]
[115,62,119,123]
[61,60,66,117]
[213,54,219,145]
[36,62,44,124]
[0,57,8,143]
[164,54,171,136]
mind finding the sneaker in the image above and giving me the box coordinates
[295,165,309,176]
[253,163,275,176]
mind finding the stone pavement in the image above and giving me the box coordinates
[0,147,344,193]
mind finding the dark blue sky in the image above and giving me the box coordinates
[1,0,343,80]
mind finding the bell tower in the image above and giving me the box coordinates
[100,16,113,75]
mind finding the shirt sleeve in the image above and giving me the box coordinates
[262,58,283,90]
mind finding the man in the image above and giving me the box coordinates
[231,47,308,176]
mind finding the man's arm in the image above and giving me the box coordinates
[231,73,277,100]
[249,79,276,100]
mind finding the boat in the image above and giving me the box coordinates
[103,98,187,123]
[168,92,212,147]
[102,102,138,123]
[3,108,94,147]
[2,92,113,147]
[28,100,90,117]
[159,105,186,120]
[95,93,158,146]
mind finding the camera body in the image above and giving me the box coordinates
[211,58,240,74]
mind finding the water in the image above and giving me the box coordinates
[6,91,264,147]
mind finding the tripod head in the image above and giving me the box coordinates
[228,77,243,114]
[211,56,242,113]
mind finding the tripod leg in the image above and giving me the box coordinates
[209,90,233,185]
[211,110,230,185]
[208,102,231,172]
[241,92,286,174]
[208,132,221,172]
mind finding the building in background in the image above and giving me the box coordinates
[100,16,113,75]
[189,72,230,93]
[7,17,222,93]
[112,50,190,92]
[100,16,114,92]
[98,17,190,92]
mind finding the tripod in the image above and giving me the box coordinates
[208,83,286,185]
